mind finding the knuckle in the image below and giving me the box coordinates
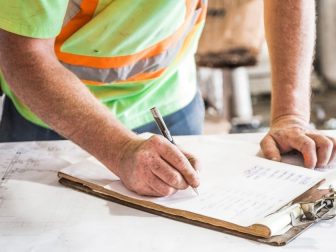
[292,127,302,134]
[320,139,333,150]
[174,154,188,168]
[149,135,163,145]
[175,157,185,167]
[327,138,334,148]
[301,140,315,152]
[167,173,179,186]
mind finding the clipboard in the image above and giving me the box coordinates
[58,172,336,247]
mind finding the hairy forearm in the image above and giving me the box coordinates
[264,0,315,124]
[0,33,137,175]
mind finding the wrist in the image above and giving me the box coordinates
[80,122,140,177]
[271,88,311,126]
[271,114,310,127]
[103,132,141,176]
[110,134,141,177]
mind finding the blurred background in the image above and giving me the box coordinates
[0,0,335,136]
[199,0,336,134]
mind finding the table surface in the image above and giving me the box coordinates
[1,133,336,252]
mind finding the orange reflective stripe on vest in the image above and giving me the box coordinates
[55,0,207,85]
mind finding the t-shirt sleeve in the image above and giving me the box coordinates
[0,0,69,39]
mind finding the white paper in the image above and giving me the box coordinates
[61,137,326,227]
[280,152,336,171]
[2,136,336,252]
[277,152,336,190]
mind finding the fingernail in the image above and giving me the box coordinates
[316,163,325,168]
[272,157,279,161]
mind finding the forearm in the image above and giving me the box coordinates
[264,0,315,124]
[0,35,137,175]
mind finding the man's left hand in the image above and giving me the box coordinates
[260,115,336,168]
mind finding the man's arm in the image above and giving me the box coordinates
[261,0,336,168]
[0,30,199,195]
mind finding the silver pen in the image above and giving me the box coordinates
[150,107,199,196]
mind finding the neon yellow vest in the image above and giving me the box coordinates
[0,0,207,129]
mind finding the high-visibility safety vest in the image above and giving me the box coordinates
[0,0,207,129]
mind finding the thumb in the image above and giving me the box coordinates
[260,135,281,161]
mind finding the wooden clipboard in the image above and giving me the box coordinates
[58,174,332,246]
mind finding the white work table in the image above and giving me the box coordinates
[1,133,336,252]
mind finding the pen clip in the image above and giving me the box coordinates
[150,107,175,144]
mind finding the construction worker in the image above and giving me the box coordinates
[0,0,334,196]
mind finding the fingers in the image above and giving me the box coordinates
[307,133,333,167]
[126,162,177,197]
[257,113,336,169]
[286,133,334,168]
[260,135,281,161]
[151,136,200,188]
[146,172,176,197]
[180,148,201,173]
[119,135,200,197]
[328,136,336,164]
[284,134,317,168]
[136,185,164,197]
[150,158,188,190]
[263,129,336,169]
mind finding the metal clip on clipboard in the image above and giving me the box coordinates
[290,186,336,227]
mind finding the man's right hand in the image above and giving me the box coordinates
[0,29,200,197]
[114,135,200,197]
